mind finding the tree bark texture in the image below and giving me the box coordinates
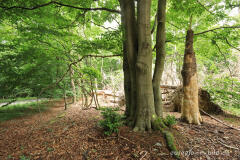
[134,0,156,131]
[119,0,138,121]
[123,40,131,117]
[152,0,167,117]
[181,29,202,125]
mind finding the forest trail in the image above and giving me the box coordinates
[0,100,240,160]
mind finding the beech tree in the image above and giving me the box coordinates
[119,0,167,131]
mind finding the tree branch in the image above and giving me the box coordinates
[166,25,240,42]
[196,0,215,15]
[225,38,240,52]
[195,25,240,35]
[1,99,16,108]
[0,1,120,14]
[214,42,233,76]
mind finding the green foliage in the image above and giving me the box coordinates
[153,116,167,132]
[153,115,177,130]
[99,107,123,136]
[204,76,240,115]
[164,115,177,127]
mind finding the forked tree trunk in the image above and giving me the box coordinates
[134,0,156,131]
[181,29,202,125]
[152,0,167,117]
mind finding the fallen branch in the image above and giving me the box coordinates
[139,151,148,160]
[1,99,16,107]
[87,135,116,141]
[218,140,239,150]
[200,109,240,131]
[118,135,135,145]
[160,85,178,89]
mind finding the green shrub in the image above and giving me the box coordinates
[164,115,177,127]
[99,107,123,136]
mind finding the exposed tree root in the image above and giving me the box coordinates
[163,130,180,159]
[153,117,180,159]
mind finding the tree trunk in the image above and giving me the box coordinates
[123,42,131,117]
[152,0,167,117]
[70,66,77,104]
[134,0,156,131]
[181,29,202,125]
[119,0,138,122]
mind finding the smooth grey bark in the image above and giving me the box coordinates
[119,0,138,121]
[134,0,156,131]
[70,66,77,104]
[152,0,167,117]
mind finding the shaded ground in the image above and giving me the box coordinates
[0,100,239,160]
[0,101,173,160]
[168,112,240,160]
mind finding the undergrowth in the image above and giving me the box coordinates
[204,76,240,116]
[99,107,123,136]
[0,102,49,122]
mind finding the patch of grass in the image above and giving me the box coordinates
[0,101,49,122]
[47,147,54,152]
[0,97,37,103]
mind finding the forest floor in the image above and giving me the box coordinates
[0,100,240,160]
